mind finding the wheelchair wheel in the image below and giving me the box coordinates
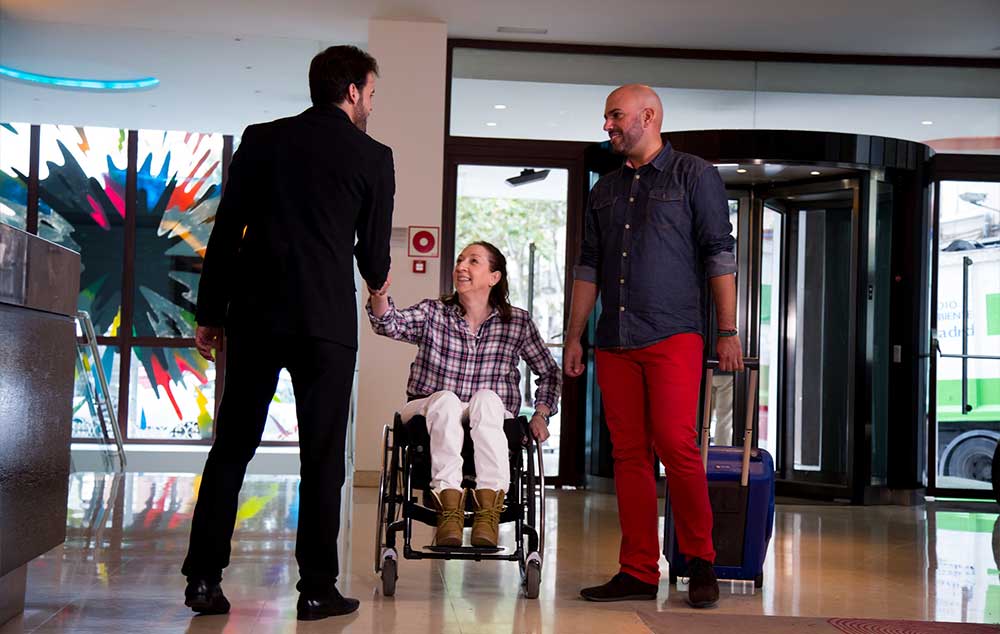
[374,424,392,573]
[381,555,397,597]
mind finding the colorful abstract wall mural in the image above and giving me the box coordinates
[0,122,30,230]
[128,131,223,440]
[38,125,127,336]
[3,122,302,444]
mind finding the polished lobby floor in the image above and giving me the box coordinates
[1,473,998,633]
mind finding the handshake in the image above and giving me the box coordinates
[368,275,391,297]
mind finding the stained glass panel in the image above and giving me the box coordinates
[72,345,121,440]
[133,130,223,338]
[128,346,215,440]
[38,125,128,336]
[0,122,30,231]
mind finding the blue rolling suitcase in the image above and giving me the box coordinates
[663,358,775,588]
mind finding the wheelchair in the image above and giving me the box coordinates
[374,412,546,598]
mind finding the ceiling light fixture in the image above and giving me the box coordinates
[0,64,159,90]
[921,120,934,125]
[714,164,739,168]
[810,170,821,176]
[736,168,748,174]
[506,168,550,187]
[486,122,498,127]
[494,104,507,110]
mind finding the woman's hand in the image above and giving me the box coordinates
[368,275,391,318]
[529,414,550,443]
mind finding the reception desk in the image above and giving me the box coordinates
[0,223,80,624]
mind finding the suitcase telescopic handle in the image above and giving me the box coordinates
[705,357,759,370]
[700,358,760,486]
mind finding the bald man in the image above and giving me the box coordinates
[565,85,742,607]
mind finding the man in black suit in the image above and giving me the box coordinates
[181,45,394,621]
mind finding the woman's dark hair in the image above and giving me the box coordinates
[309,45,379,106]
[443,241,514,323]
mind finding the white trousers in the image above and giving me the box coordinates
[400,390,510,493]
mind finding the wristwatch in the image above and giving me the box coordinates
[717,329,738,337]
[533,410,550,423]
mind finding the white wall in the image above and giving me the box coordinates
[354,18,447,480]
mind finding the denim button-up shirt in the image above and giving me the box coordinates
[574,142,736,350]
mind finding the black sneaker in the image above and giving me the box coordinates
[184,579,230,615]
[687,558,720,608]
[296,587,360,621]
[580,572,658,602]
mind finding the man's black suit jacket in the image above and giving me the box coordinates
[196,105,394,350]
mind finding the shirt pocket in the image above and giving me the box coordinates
[647,187,685,228]
[592,192,617,233]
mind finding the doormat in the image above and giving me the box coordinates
[636,611,1000,634]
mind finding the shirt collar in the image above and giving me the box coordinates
[304,104,353,123]
[446,301,500,324]
[650,141,673,171]
[623,141,673,173]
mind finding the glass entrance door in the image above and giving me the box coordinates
[454,164,570,478]
[932,180,1000,492]
[763,181,860,489]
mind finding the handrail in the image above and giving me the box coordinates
[76,311,126,471]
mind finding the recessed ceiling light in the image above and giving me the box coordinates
[736,168,748,174]
[921,120,934,125]
[486,122,498,127]
[810,170,821,176]
[497,26,548,35]
[494,104,507,110]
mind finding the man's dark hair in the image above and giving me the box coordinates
[309,45,379,107]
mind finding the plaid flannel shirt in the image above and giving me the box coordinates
[367,297,561,417]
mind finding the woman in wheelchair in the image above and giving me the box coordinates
[367,241,560,549]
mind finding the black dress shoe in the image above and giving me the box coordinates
[296,587,360,621]
[580,572,658,602]
[687,558,720,608]
[184,579,230,615]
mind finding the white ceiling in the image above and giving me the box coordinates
[450,78,1000,152]
[3,0,1000,58]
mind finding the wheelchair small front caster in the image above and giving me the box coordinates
[381,556,397,597]
[523,552,541,599]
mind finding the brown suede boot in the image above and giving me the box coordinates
[471,489,505,547]
[433,489,465,547]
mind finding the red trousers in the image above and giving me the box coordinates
[596,333,715,585]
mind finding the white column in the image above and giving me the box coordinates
[354,18,448,482]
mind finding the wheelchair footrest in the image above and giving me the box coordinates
[423,545,504,554]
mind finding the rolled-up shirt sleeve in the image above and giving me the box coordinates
[573,187,602,284]
[692,166,737,278]
[366,297,429,344]
[520,318,561,416]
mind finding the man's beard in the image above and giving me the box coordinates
[610,119,643,155]
[353,100,369,132]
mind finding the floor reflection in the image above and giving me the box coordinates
[1,472,996,633]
